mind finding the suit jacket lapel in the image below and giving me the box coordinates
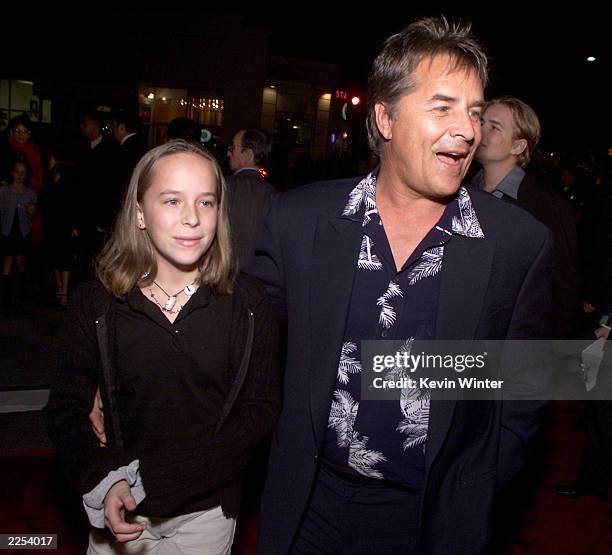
[309,215,363,445]
[426,234,496,469]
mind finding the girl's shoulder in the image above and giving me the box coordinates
[70,281,114,317]
[233,273,269,310]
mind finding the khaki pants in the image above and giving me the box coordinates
[88,506,236,555]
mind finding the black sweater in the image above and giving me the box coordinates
[44,274,281,518]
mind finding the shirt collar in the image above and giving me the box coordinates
[90,136,103,149]
[341,171,484,239]
[341,170,378,227]
[120,133,137,145]
[472,166,524,200]
[493,166,525,200]
[234,167,260,175]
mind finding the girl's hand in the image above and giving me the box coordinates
[25,203,36,216]
[594,326,611,341]
[103,480,146,542]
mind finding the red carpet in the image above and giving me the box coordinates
[1,403,610,554]
[500,402,612,555]
[0,450,88,554]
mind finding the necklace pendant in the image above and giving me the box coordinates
[164,296,178,311]
[184,284,197,296]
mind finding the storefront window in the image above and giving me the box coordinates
[0,79,51,131]
[138,85,223,146]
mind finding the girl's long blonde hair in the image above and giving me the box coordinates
[96,139,234,297]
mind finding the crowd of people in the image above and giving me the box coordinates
[0,110,145,309]
[1,14,611,555]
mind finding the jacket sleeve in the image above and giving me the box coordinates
[137,291,281,516]
[244,194,288,321]
[496,229,555,490]
[551,196,579,338]
[43,286,134,494]
[583,193,612,308]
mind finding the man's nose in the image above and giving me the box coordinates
[451,113,479,143]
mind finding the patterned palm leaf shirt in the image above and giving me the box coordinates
[323,170,485,488]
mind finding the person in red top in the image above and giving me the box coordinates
[1,114,45,291]
[6,114,43,193]
[5,115,43,230]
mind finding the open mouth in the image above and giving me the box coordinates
[436,151,468,166]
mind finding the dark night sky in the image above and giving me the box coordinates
[246,8,610,153]
[3,8,610,154]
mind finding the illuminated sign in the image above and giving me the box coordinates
[335,90,349,100]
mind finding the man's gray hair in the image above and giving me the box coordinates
[366,16,489,156]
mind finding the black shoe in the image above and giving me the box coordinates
[555,484,608,502]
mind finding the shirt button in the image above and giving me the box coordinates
[381,330,388,338]
[174,329,179,334]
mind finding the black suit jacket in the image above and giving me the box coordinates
[117,134,146,192]
[78,137,120,230]
[582,190,612,310]
[247,177,554,554]
[515,173,579,338]
[226,169,278,269]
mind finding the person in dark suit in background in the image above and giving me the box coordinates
[556,182,612,502]
[226,126,278,269]
[556,292,612,502]
[247,17,554,554]
[113,108,146,199]
[473,96,579,338]
[166,117,201,143]
[77,113,119,278]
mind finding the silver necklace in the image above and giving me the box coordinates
[148,288,184,314]
[151,280,197,312]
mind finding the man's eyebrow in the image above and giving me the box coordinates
[428,94,486,107]
[429,94,456,103]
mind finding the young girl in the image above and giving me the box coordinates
[0,158,37,308]
[45,140,280,554]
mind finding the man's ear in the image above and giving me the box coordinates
[511,138,528,157]
[375,102,393,141]
[245,148,257,167]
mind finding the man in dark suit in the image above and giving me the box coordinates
[473,96,579,338]
[113,109,146,198]
[248,17,554,554]
[226,126,278,269]
[556,189,612,501]
[78,113,120,278]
